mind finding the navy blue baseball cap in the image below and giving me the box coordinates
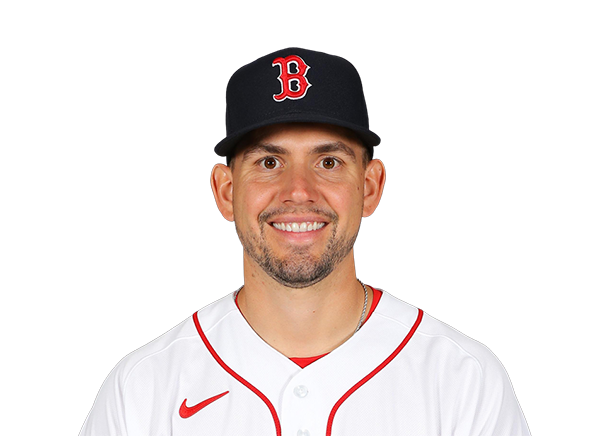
[214,47,381,157]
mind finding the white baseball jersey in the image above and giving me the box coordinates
[80,290,530,436]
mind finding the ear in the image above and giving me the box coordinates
[210,164,235,222]
[363,159,386,217]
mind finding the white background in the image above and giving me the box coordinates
[0,1,600,435]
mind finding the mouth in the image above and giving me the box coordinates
[269,221,329,244]
[271,221,327,233]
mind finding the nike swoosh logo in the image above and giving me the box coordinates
[179,391,229,418]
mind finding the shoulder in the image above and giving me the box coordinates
[376,289,509,379]
[110,293,237,385]
[79,294,238,435]
[371,290,530,435]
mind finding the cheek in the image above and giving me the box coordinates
[324,182,364,218]
[233,182,277,220]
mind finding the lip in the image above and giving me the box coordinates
[267,214,331,225]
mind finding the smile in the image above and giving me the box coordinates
[272,222,326,233]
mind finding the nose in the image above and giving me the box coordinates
[278,164,319,205]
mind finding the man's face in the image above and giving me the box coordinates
[224,123,374,288]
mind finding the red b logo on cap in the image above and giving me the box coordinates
[272,55,312,102]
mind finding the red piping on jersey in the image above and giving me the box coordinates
[193,312,282,436]
[325,308,424,436]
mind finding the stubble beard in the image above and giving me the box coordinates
[236,209,359,289]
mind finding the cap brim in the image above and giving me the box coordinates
[214,113,380,157]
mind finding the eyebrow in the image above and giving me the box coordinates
[241,141,356,162]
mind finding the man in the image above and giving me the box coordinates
[80,48,531,435]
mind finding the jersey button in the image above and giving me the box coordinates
[293,385,309,398]
[297,430,310,436]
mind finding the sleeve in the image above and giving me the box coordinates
[79,365,128,436]
[456,349,531,436]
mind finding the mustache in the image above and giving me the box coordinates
[259,207,338,224]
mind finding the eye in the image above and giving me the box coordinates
[260,156,281,169]
[318,157,340,170]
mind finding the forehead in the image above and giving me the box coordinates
[232,123,364,162]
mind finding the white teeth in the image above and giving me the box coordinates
[273,221,325,233]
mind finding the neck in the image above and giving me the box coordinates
[236,250,371,358]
